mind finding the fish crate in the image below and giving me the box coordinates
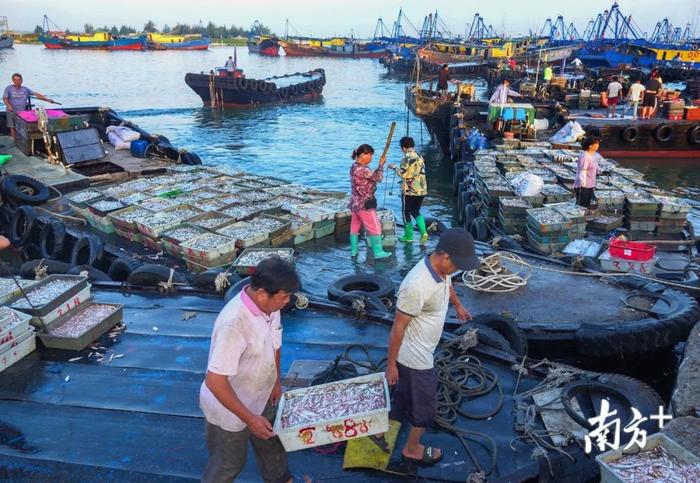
[86,197,127,217]
[587,215,624,232]
[114,225,144,244]
[376,209,397,234]
[191,197,227,213]
[107,205,154,233]
[596,433,699,483]
[311,197,352,220]
[270,229,294,247]
[65,188,104,209]
[271,195,307,212]
[653,195,691,217]
[188,211,236,232]
[625,220,657,232]
[273,372,390,452]
[290,203,336,223]
[499,197,532,216]
[526,208,572,234]
[136,196,180,212]
[135,204,203,240]
[180,232,238,264]
[625,192,659,214]
[217,221,273,249]
[595,190,625,213]
[220,203,268,222]
[160,225,210,258]
[0,278,37,306]
[38,302,123,351]
[183,250,237,273]
[541,184,572,204]
[238,190,276,203]
[0,307,33,353]
[247,215,292,240]
[545,202,586,225]
[84,210,116,234]
[526,234,568,255]
[656,218,686,234]
[313,219,337,239]
[526,226,570,246]
[231,248,295,275]
[498,212,527,235]
[277,214,314,245]
[7,275,90,322]
[0,327,35,375]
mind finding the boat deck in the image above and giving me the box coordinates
[567,109,697,127]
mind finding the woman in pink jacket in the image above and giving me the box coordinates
[348,144,391,259]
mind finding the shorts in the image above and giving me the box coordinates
[388,362,438,428]
[642,92,657,108]
[607,96,619,106]
[574,187,595,208]
[6,111,15,129]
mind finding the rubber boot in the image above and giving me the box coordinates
[415,215,429,245]
[398,221,414,243]
[349,233,359,257]
[368,235,391,259]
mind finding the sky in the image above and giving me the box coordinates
[4,0,699,38]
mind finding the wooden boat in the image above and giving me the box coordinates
[147,33,209,51]
[281,39,388,58]
[247,36,280,56]
[0,16,13,49]
[185,68,326,107]
[39,32,147,51]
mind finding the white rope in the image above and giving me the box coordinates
[214,272,231,293]
[157,268,176,292]
[462,252,532,293]
[34,259,48,280]
[294,292,309,310]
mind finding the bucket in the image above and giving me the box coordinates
[130,139,150,158]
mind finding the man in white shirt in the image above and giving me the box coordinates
[200,257,300,483]
[606,76,624,118]
[386,228,480,466]
[489,79,522,105]
[623,78,645,120]
[224,56,235,72]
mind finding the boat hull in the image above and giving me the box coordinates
[282,42,387,58]
[148,38,210,50]
[0,36,13,49]
[107,36,147,51]
[248,39,280,56]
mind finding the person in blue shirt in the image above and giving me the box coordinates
[3,73,56,139]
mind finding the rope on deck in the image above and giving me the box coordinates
[462,252,532,292]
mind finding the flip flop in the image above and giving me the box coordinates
[401,446,443,466]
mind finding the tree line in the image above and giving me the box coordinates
[34,20,272,38]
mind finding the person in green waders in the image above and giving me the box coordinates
[388,137,429,245]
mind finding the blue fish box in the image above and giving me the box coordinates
[130,139,150,158]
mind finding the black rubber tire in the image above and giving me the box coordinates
[424,217,447,233]
[595,373,664,435]
[70,234,104,267]
[337,290,389,314]
[19,259,72,278]
[180,152,202,166]
[470,217,489,242]
[21,243,43,261]
[238,78,248,90]
[621,126,639,143]
[688,125,700,145]
[126,264,187,287]
[470,313,528,356]
[453,322,518,356]
[156,134,171,145]
[67,265,112,282]
[654,123,673,143]
[39,218,69,260]
[561,380,634,430]
[107,257,143,282]
[10,206,38,247]
[327,274,395,303]
[464,204,478,230]
[1,175,50,206]
[191,269,242,291]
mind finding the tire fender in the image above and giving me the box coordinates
[688,125,700,145]
[70,234,104,267]
[107,257,144,282]
[39,218,68,260]
[327,274,395,303]
[1,175,50,207]
[10,205,38,246]
[469,313,528,356]
[621,125,639,143]
[654,123,673,143]
[126,264,187,287]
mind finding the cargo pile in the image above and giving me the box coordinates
[67,166,367,272]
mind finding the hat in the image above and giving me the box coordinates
[435,228,481,271]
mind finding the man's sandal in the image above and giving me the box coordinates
[401,446,443,466]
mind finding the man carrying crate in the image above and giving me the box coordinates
[386,228,480,465]
[200,257,300,483]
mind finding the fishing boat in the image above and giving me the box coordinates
[185,68,326,107]
[146,33,210,51]
[281,39,389,58]
[0,16,13,49]
[247,35,280,56]
[38,31,147,51]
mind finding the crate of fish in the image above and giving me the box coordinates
[220,203,269,222]
[0,307,33,353]
[86,197,126,218]
[587,215,624,232]
[0,278,37,306]
[0,327,35,375]
[498,212,527,235]
[376,209,397,234]
[596,433,700,483]
[160,225,210,258]
[624,192,659,215]
[187,211,235,232]
[656,218,686,235]
[247,215,292,239]
[108,206,154,233]
[526,208,572,234]
[526,226,570,246]
[277,214,314,245]
[38,302,123,351]
[180,232,238,263]
[594,190,625,213]
[540,184,572,204]
[526,232,569,255]
[289,203,336,223]
[65,188,104,209]
[313,219,337,239]
[312,197,352,220]
[217,221,272,249]
[255,199,284,216]
[136,196,181,213]
[499,197,532,216]
[273,372,390,452]
[653,194,691,217]
[8,275,90,320]
[238,190,275,203]
[231,248,295,275]
[136,204,204,240]
[545,202,586,224]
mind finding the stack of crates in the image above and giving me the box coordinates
[476,175,514,219]
[525,207,572,254]
[498,197,532,235]
[377,209,397,247]
[541,184,572,204]
[546,202,587,240]
[624,191,660,236]
[594,189,625,215]
[663,100,685,120]
[653,195,690,237]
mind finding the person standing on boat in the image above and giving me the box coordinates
[573,136,602,212]
[437,64,458,99]
[489,79,521,104]
[349,144,391,259]
[571,58,584,71]
[386,228,479,466]
[606,76,623,118]
[623,78,645,120]
[200,257,300,483]
[3,73,56,140]
[542,64,553,84]
[388,136,429,245]
[641,73,663,120]
[225,56,235,73]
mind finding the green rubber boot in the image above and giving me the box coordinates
[368,235,392,259]
[399,220,414,243]
[350,233,360,257]
[415,215,429,245]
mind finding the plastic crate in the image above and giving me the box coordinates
[273,373,390,452]
[609,238,656,261]
[86,197,126,217]
[0,307,32,352]
[160,225,210,258]
[216,221,272,249]
[313,219,336,239]
[600,251,657,274]
[0,278,37,305]
[65,188,104,209]
[180,232,238,263]
[108,205,154,232]
[526,207,572,234]
[8,275,90,319]
[232,248,295,275]
[38,302,123,351]
[0,328,35,374]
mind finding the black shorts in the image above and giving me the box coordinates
[574,187,594,208]
[388,362,437,428]
[402,195,424,223]
[641,92,657,108]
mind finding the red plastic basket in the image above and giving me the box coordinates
[609,238,656,262]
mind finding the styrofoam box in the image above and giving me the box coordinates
[30,285,92,328]
[273,372,390,452]
[0,328,36,374]
[599,250,657,275]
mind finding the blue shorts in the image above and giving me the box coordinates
[389,362,438,428]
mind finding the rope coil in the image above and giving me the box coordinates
[462,252,532,293]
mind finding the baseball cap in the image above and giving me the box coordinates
[435,228,481,271]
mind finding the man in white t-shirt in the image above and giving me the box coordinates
[606,76,624,118]
[386,228,480,466]
[623,78,645,120]
[200,257,300,483]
